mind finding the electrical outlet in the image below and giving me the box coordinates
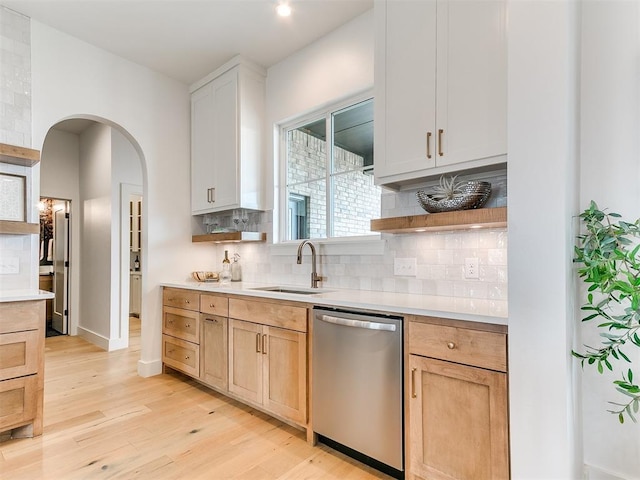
[394,258,417,277]
[464,257,479,279]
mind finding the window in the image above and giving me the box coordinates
[283,97,380,241]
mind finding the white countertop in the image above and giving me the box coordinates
[161,281,508,326]
[0,289,55,302]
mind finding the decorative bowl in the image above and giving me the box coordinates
[416,181,492,213]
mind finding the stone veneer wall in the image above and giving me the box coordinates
[0,6,31,147]
[286,129,380,237]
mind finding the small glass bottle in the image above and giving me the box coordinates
[231,253,242,282]
[221,250,231,285]
[134,255,140,271]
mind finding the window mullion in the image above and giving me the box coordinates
[326,111,333,238]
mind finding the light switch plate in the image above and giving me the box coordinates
[394,258,417,277]
[0,257,19,275]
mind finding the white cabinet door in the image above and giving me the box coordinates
[375,0,507,185]
[191,61,265,215]
[377,0,437,179]
[435,0,507,167]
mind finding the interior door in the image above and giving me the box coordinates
[52,207,69,334]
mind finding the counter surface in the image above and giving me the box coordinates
[161,281,508,326]
[0,289,55,303]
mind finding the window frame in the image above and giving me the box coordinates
[277,90,378,245]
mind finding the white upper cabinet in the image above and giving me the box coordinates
[191,57,266,214]
[374,0,507,187]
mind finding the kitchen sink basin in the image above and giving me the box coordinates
[250,286,331,295]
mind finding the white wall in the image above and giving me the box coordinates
[579,2,640,479]
[31,21,211,376]
[78,123,112,344]
[507,1,582,478]
[264,9,374,213]
[40,128,80,335]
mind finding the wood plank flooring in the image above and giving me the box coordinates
[0,319,391,479]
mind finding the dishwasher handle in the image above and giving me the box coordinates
[319,314,397,332]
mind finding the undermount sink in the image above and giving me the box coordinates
[250,286,331,295]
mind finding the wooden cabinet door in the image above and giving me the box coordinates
[163,306,199,344]
[376,0,437,179]
[408,355,509,480]
[262,326,307,425]
[201,315,228,390]
[228,319,262,404]
[0,330,40,381]
[435,0,507,167]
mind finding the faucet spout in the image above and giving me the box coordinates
[296,240,321,288]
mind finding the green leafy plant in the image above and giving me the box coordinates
[573,201,640,423]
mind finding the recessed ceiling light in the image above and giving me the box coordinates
[276,3,292,17]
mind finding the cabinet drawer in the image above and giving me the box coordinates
[229,298,307,333]
[0,375,38,432]
[163,307,200,344]
[0,301,43,334]
[162,335,199,378]
[409,322,507,372]
[162,288,199,311]
[0,330,41,381]
[200,293,229,317]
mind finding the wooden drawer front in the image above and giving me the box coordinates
[0,330,40,381]
[162,335,199,378]
[0,301,43,334]
[163,307,200,344]
[0,375,37,431]
[229,298,307,333]
[200,294,229,317]
[162,288,199,311]
[409,322,507,372]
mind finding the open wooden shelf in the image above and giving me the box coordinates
[370,207,507,233]
[192,231,267,243]
[0,221,40,235]
[0,143,40,167]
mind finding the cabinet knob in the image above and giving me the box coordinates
[447,342,456,350]
[185,323,191,328]
[185,356,190,360]
[168,319,174,324]
[185,300,190,304]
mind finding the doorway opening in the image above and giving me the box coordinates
[39,197,70,337]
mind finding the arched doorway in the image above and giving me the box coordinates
[40,116,147,352]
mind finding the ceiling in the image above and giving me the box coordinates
[2,0,373,85]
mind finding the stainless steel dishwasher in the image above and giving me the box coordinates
[312,307,403,478]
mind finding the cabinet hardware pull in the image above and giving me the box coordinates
[426,131,432,159]
[185,300,190,304]
[262,334,267,355]
[438,129,444,156]
[185,324,190,328]
[210,188,216,203]
[447,342,456,350]
[210,304,215,308]
[256,333,261,353]
[411,368,417,398]
[185,356,190,360]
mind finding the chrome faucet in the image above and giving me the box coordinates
[297,240,322,288]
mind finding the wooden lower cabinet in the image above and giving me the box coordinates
[162,334,199,378]
[200,315,228,390]
[228,318,307,425]
[0,300,45,437]
[407,354,509,480]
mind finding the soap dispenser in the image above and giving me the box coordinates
[231,253,242,282]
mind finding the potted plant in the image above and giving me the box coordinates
[573,201,640,423]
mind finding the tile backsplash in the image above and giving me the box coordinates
[0,5,31,147]
[206,169,508,302]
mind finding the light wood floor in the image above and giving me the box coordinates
[0,318,391,479]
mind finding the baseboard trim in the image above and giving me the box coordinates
[77,326,109,350]
[138,359,162,377]
[584,463,634,480]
